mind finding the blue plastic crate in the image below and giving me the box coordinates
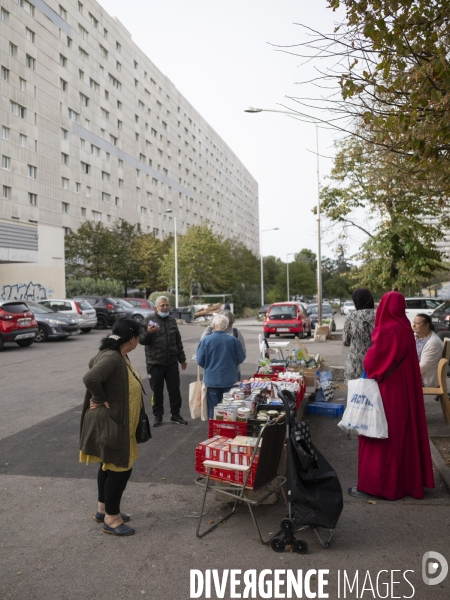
[306,402,344,418]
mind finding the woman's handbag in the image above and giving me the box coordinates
[338,378,388,438]
[136,399,152,443]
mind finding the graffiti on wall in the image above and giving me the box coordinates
[0,282,54,301]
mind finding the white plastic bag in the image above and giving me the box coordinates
[189,367,207,420]
[338,378,388,438]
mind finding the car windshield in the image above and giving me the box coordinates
[25,300,55,313]
[0,302,30,314]
[435,300,450,311]
[77,300,93,310]
[268,305,297,319]
[115,298,134,308]
[307,304,332,315]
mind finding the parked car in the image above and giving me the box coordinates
[38,298,97,333]
[263,302,312,339]
[257,304,271,321]
[341,300,356,316]
[73,296,126,329]
[405,297,443,324]
[430,300,450,332]
[307,303,337,331]
[124,297,155,310]
[0,300,38,351]
[24,300,81,342]
[113,298,155,323]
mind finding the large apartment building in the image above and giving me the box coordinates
[0,0,259,300]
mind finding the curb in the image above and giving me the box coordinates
[429,438,450,493]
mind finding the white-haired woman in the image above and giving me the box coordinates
[196,314,246,418]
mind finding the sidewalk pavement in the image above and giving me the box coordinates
[1,328,449,599]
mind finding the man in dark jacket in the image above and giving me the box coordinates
[139,296,187,426]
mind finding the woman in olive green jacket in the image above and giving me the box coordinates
[80,318,143,537]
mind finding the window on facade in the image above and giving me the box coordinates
[26,28,35,43]
[18,78,26,92]
[79,70,84,82]
[61,128,68,140]
[68,108,79,122]
[80,138,85,149]
[1,67,9,81]
[19,1,35,16]
[19,134,27,147]
[62,178,69,189]
[2,156,11,170]
[78,2,83,12]
[62,202,69,213]
[28,193,37,206]
[28,165,37,178]
[78,47,89,62]
[2,126,10,140]
[9,43,17,57]
[60,79,68,91]
[61,153,69,165]
[3,185,11,199]
[60,54,67,67]
[89,78,99,91]
[110,135,117,145]
[116,42,121,52]
[135,132,139,141]
[102,192,111,203]
[118,179,123,188]
[79,93,89,106]
[89,13,98,28]
[92,211,102,222]
[101,171,110,183]
[101,108,109,120]
[1,8,9,22]
[140,206,147,215]
[80,162,90,174]
[78,24,88,39]
[104,90,109,100]
[75,182,81,193]
[100,45,108,58]
[115,197,119,206]
[81,207,86,217]
[134,79,138,87]
[135,114,139,124]
[86,187,91,197]
[59,5,67,19]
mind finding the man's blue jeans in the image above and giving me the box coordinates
[207,387,231,419]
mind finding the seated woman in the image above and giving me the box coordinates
[412,313,443,387]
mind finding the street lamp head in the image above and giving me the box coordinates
[244,107,262,113]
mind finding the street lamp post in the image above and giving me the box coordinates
[245,106,323,326]
[165,209,178,308]
[287,252,296,301]
[260,228,279,306]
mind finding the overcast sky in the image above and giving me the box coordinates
[99,0,353,261]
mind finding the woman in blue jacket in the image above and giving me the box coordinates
[196,314,246,418]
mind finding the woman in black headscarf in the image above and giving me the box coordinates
[343,288,376,382]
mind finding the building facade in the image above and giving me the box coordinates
[0,0,259,300]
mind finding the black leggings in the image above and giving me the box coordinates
[97,465,132,515]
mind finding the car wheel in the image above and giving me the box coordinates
[132,314,144,323]
[80,328,92,334]
[264,332,270,339]
[95,314,109,329]
[0,337,4,351]
[16,339,34,347]
[332,322,336,332]
[35,325,49,343]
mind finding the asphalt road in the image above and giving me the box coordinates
[1,317,450,600]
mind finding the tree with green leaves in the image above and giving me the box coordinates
[108,221,143,295]
[135,232,173,296]
[159,223,229,297]
[65,221,113,280]
[321,137,449,291]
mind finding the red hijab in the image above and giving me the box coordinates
[364,291,417,382]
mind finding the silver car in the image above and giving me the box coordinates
[38,298,97,333]
[114,298,155,323]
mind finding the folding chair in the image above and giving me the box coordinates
[258,333,279,360]
[195,418,287,544]
[423,358,450,424]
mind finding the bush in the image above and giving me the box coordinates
[149,291,176,308]
[242,307,258,318]
[66,277,123,297]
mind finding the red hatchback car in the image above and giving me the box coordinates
[263,302,312,339]
[0,300,38,351]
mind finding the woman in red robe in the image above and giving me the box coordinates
[350,291,434,500]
